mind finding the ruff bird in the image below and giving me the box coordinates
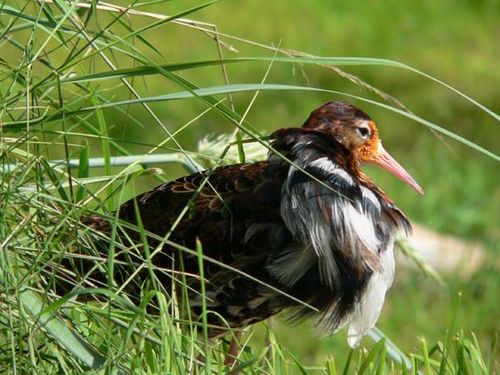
[71,102,423,352]
[78,101,423,348]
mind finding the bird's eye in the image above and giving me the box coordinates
[356,126,370,139]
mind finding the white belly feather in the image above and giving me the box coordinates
[347,239,395,347]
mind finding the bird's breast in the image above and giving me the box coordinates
[269,148,404,337]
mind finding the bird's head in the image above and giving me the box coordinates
[303,101,424,194]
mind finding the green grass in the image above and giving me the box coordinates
[0,0,498,373]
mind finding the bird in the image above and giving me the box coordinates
[75,101,423,349]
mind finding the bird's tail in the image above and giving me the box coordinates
[52,214,114,298]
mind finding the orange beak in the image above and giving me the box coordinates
[370,143,424,195]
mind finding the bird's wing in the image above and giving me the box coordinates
[119,161,287,252]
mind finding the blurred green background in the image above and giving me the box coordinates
[2,0,499,367]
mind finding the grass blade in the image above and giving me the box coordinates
[18,290,106,370]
